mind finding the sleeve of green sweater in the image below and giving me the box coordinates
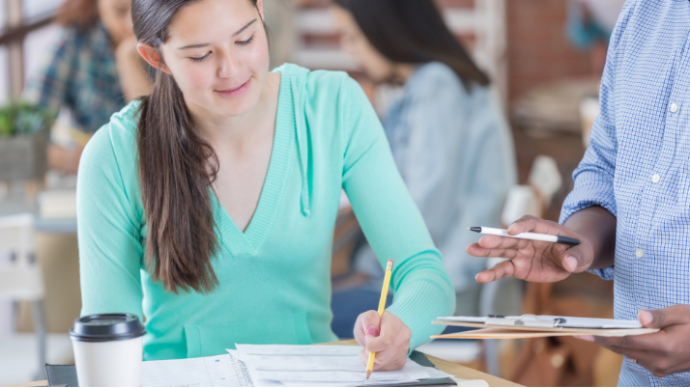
[77,116,145,321]
[339,77,456,350]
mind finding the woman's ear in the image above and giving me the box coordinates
[136,42,172,75]
[256,0,265,22]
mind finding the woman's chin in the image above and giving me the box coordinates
[211,100,255,118]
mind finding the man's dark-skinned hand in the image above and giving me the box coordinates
[466,206,616,284]
[576,306,690,378]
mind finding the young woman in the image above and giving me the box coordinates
[77,0,455,370]
[332,0,517,317]
[24,0,152,173]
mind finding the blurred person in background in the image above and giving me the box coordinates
[263,0,317,70]
[262,0,298,70]
[566,0,626,75]
[23,0,152,173]
[332,0,516,324]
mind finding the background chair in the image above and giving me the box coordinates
[0,213,47,381]
[481,154,562,376]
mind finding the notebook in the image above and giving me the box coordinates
[232,344,460,387]
[45,350,457,387]
[432,315,659,339]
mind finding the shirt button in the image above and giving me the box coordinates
[636,249,644,258]
[671,103,680,113]
[652,174,661,183]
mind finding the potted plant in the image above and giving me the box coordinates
[0,102,54,182]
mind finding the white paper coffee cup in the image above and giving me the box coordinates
[70,313,146,387]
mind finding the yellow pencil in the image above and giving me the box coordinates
[366,259,394,379]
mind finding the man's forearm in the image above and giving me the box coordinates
[563,206,617,270]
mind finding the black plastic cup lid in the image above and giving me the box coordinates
[69,313,146,343]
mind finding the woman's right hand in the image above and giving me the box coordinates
[466,215,595,284]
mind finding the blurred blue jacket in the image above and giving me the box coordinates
[355,62,517,292]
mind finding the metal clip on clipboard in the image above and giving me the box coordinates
[485,315,567,328]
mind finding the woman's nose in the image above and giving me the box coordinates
[218,51,239,78]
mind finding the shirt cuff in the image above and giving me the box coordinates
[559,170,617,224]
[559,171,617,281]
[588,266,615,281]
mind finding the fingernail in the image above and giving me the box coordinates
[565,256,578,272]
[638,310,652,325]
[366,326,379,336]
[574,335,594,342]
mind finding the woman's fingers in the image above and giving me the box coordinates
[366,312,407,353]
[354,310,380,347]
[358,312,411,372]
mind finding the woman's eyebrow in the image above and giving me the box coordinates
[178,19,258,50]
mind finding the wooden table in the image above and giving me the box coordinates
[8,340,521,387]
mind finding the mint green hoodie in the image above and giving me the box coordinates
[77,64,455,361]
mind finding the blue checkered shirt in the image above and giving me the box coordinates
[23,23,125,133]
[560,0,690,386]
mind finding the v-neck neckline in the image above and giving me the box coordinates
[211,70,296,257]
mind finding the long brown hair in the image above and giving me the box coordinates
[333,0,490,90]
[132,0,261,293]
[56,0,99,29]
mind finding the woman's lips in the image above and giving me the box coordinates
[215,79,250,98]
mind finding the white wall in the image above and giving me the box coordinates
[0,0,63,103]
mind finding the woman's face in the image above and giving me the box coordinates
[159,0,270,119]
[98,0,134,45]
[331,5,395,83]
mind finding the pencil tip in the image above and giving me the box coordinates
[366,370,371,379]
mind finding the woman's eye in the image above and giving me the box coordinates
[237,35,254,46]
[190,53,210,62]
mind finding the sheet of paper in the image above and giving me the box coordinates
[539,315,643,329]
[453,377,491,387]
[241,354,370,371]
[437,315,643,329]
[233,344,434,387]
[141,354,241,387]
[237,344,361,356]
[254,370,415,383]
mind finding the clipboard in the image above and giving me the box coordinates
[432,315,659,339]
